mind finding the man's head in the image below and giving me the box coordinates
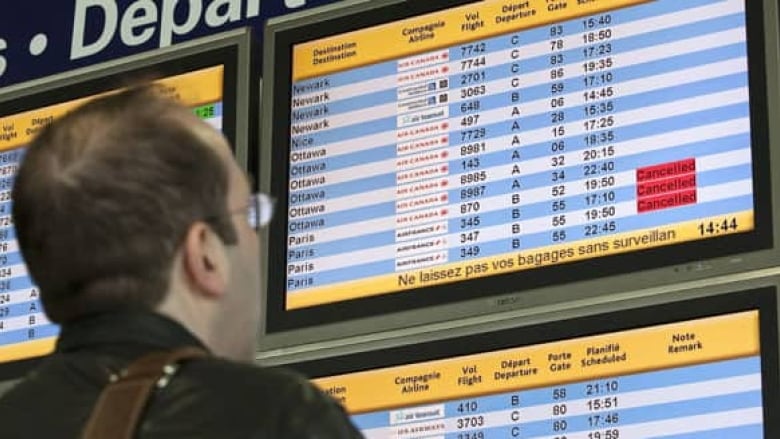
[12,86,261,361]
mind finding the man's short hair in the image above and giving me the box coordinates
[12,86,237,323]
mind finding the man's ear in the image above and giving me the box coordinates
[182,222,229,299]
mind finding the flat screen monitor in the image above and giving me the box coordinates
[259,0,780,347]
[293,287,779,438]
[0,28,255,380]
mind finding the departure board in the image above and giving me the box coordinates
[284,0,757,310]
[312,310,768,438]
[0,66,225,365]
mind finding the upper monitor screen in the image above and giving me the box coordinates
[298,289,778,437]
[0,65,226,368]
[275,0,769,316]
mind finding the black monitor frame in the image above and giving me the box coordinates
[0,28,256,381]
[259,0,780,348]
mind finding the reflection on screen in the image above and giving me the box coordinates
[0,65,225,364]
[313,311,765,438]
[284,0,755,309]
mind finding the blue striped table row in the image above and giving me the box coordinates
[286,164,750,262]
[0,275,36,293]
[286,195,751,291]
[292,59,748,170]
[0,247,26,265]
[285,137,749,236]
[359,424,762,439]
[290,41,746,148]
[288,162,747,236]
[290,0,729,93]
[289,68,746,174]
[0,227,18,243]
[0,287,41,305]
[352,359,762,438]
[290,104,749,207]
[290,12,744,132]
[288,158,745,233]
[0,298,49,321]
[290,58,746,162]
[359,411,761,439]
[287,105,748,205]
[0,149,23,165]
[353,356,760,429]
[0,321,58,346]
[359,394,759,437]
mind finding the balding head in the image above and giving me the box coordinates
[12,87,237,323]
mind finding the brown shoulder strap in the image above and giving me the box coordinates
[81,347,209,439]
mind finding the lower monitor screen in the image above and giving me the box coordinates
[302,290,778,438]
[0,65,225,366]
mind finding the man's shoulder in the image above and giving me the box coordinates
[189,356,305,383]
[0,354,362,438]
[165,356,328,409]
[147,357,362,437]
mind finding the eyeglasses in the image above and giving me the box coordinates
[246,193,275,231]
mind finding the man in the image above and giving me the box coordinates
[0,87,363,438]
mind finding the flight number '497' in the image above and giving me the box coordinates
[461,115,480,127]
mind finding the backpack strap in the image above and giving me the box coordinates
[81,346,209,439]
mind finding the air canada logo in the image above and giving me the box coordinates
[397,50,448,71]
[396,192,448,213]
[397,121,448,141]
[398,136,448,155]
[397,164,449,184]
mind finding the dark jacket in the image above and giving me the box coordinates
[0,311,363,438]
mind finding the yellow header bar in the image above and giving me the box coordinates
[0,337,56,363]
[0,65,224,152]
[293,0,652,81]
[313,311,760,413]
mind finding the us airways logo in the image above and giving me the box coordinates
[68,0,307,60]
